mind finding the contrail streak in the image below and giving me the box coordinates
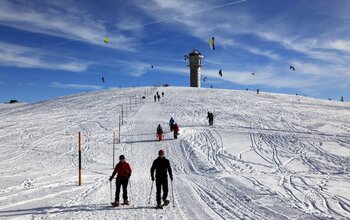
[140,0,248,27]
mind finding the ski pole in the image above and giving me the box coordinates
[148,181,154,204]
[171,180,175,207]
[110,180,112,203]
[129,179,132,201]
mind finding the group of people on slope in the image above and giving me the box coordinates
[109,150,173,208]
[154,91,164,102]
[156,117,179,141]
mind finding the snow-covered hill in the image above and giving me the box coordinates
[1,87,350,219]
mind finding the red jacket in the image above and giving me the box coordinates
[173,124,179,133]
[111,161,132,178]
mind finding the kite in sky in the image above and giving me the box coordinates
[203,77,207,82]
[251,72,255,76]
[209,37,215,50]
[104,37,109,44]
[102,77,105,83]
[290,66,295,71]
[184,55,189,60]
[151,65,154,68]
[219,69,222,77]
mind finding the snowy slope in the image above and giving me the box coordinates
[1,87,350,219]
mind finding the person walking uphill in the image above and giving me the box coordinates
[109,155,132,207]
[157,124,163,141]
[173,123,179,139]
[169,117,175,132]
[151,150,173,208]
[207,111,214,126]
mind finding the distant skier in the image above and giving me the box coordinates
[156,124,163,141]
[207,112,214,126]
[151,150,173,208]
[341,96,344,102]
[162,92,164,97]
[257,89,260,94]
[154,95,157,102]
[157,94,160,102]
[169,117,175,132]
[173,123,179,139]
[109,155,132,207]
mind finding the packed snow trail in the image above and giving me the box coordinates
[1,87,350,219]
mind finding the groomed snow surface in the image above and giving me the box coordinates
[1,87,350,220]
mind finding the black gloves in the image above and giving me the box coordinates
[109,176,113,181]
[127,174,131,179]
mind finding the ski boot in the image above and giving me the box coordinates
[156,203,163,209]
[111,201,119,207]
[163,199,170,206]
[122,200,129,205]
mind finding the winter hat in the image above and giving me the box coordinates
[119,155,125,160]
[159,150,165,156]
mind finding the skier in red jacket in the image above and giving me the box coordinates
[173,123,179,139]
[109,155,132,207]
[157,124,163,141]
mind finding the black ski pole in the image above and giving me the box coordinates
[148,181,154,204]
[110,180,112,203]
[129,179,132,201]
[171,180,175,207]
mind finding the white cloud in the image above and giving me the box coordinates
[0,41,90,72]
[0,0,136,51]
[137,0,281,60]
[50,82,102,90]
[324,40,350,53]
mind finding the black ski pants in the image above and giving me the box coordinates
[156,178,168,205]
[173,131,178,139]
[115,176,128,201]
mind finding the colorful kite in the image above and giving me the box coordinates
[104,37,109,44]
[209,37,215,50]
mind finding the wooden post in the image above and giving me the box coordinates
[78,132,82,186]
[113,132,115,168]
[119,115,121,143]
[121,105,124,125]
[129,97,132,110]
[125,102,128,117]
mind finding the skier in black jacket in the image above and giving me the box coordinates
[151,149,173,208]
[207,111,214,126]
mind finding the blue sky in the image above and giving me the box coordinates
[0,0,349,103]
